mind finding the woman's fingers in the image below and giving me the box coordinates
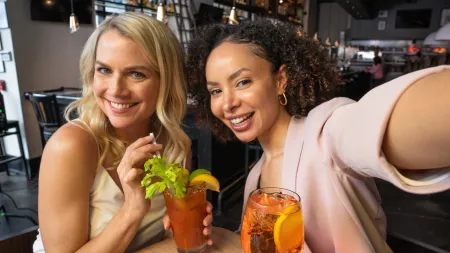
[138,143,163,157]
[203,225,212,236]
[126,135,154,152]
[206,201,213,213]
[203,213,213,227]
[120,143,163,176]
[163,215,171,230]
[127,144,162,166]
[125,168,144,183]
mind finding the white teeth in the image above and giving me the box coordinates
[111,102,133,109]
[230,113,252,124]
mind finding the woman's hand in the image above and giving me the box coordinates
[163,201,214,245]
[118,135,163,219]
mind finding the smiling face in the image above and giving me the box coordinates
[205,42,287,142]
[93,29,160,130]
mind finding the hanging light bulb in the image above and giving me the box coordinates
[44,0,54,6]
[69,0,79,33]
[70,14,80,33]
[313,32,318,41]
[156,1,168,24]
[227,0,239,25]
[228,7,239,24]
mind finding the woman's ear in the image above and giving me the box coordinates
[276,64,288,94]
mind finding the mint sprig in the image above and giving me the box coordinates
[141,156,189,199]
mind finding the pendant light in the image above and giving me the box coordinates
[228,0,239,25]
[69,0,80,33]
[156,0,168,24]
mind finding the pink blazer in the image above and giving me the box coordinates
[368,64,384,80]
[243,65,450,253]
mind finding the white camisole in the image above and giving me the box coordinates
[33,166,166,253]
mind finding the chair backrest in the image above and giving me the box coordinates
[28,94,61,128]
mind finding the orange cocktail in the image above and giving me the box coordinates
[163,183,207,253]
[241,188,304,253]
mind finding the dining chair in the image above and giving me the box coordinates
[28,94,62,148]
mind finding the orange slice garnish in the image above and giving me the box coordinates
[274,205,304,251]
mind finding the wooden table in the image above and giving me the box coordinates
[137,227,241,253]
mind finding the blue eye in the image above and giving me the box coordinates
[237,79,251,87]
[130,72,145,79]
[97,67,111,75]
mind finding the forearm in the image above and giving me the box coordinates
[383,69,450,170]
[75,205,143,253]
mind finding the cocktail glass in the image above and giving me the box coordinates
[241,187,304,253]
[163,183,207,253]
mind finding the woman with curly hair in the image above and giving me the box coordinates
[187,19,450,252]
[34,13,212,253]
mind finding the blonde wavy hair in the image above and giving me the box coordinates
[65,12,191,167]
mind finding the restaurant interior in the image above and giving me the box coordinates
[0,0,450,252]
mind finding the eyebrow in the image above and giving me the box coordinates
[206,68,251,86]
[95,60,149,72]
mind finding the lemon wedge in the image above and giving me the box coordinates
[273,205,304,252]
[189,174,220,192]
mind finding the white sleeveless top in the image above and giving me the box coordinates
[33,166,167,253]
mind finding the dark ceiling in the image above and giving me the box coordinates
[328,0,424,19]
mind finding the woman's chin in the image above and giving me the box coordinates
[108,120,133,130]
[234,131,257,143]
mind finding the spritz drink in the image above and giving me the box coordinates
[164,183,207,253]
[241,188,304,253]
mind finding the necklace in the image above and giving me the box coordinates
[265,150,284,160]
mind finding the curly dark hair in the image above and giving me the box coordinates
[186,19,340,141]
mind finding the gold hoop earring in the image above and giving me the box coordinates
[279,92,287,106]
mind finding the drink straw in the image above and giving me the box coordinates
[149,132,161,157]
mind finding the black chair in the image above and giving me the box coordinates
[28,94,62,148]
[0,121,30,179]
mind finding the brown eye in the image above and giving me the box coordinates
[237,79,251,87]
[210,89,221,96]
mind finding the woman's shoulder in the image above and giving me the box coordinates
[303,98,355,127]
[44,121,99,159]
[39,122,99,197]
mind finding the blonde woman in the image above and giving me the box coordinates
[33,13,212,253]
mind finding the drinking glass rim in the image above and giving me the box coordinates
[164,182,206,197]
[248,187,301,208]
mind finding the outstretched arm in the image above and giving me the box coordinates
[383,69,450,170]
